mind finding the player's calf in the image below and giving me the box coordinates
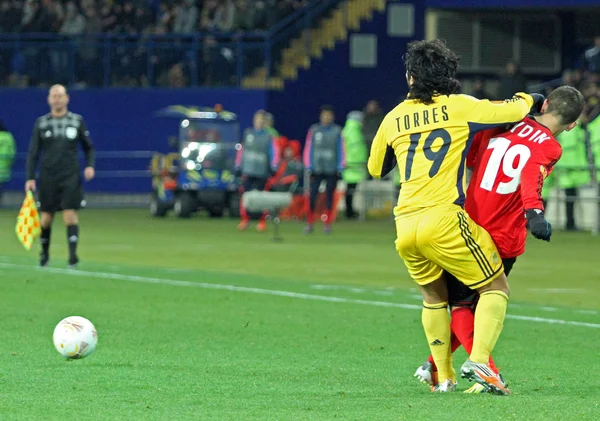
[63,210,80,267]
[40,212,53,267]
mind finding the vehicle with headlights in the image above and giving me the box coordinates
[150,105,240,218]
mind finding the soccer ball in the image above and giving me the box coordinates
[52,316,98,359]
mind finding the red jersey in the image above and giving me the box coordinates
[465,116,562,258]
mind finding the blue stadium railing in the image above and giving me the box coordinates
[0,0,343,88]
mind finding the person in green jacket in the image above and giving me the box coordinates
[0,120,16,206]
[586,110,600,183]
[555,121,590,230]
[264,112,280,139]
[342,111,368,219]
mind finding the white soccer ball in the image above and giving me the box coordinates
[52,316,98,359]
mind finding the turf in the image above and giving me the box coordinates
[0,209,599,420]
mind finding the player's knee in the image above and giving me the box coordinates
[40,212,53,228]
[419,277,448,304]
[63,210,78,225]
[477,273,510,298]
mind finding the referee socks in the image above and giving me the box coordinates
[41,227,51,254]
[67,225,79,261]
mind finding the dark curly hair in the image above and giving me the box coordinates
[404,39,461,104]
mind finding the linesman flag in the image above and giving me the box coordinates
[16,191,41,251]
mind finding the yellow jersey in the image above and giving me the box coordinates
[368,93,534,216]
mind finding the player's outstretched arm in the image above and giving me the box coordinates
[461,93,535,133]
[367,122,396,178]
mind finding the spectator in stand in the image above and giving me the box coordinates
[55,1,85,83]
[572,68,584,90]
[101,0,118,33]
[471,78,492,99]
[200,0,219,31]
[133,5,152,34]
[215,0,236,32]
[173,0,198,34]
[584,36,600,74]
[158,2,174,32]
[78,4,103,86]
[234,0,261,31]
[581,81,600,126]
[0,0,22,32]
[499,60,527,100]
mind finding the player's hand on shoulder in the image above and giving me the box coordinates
[525,209,552,242]
[25,179,36,192]
[529,93,546,115]
[84,167,95,181]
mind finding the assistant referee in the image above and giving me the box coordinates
[25,84,96,268]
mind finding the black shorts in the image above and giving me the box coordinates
[446,257,517,306]
[38,173,83,213]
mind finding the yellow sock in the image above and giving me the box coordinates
[471,291,509,364]
[422,301,452,382]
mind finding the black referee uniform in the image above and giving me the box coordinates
[26,111,95,267]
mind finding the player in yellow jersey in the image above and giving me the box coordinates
[368,40,543,394]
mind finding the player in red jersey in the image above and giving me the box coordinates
[414,85,585,393]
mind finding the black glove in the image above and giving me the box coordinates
[234,168,242,177]
[525,209,552,242]
[529,93,546,115]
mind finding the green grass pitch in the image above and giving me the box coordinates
[0,209,599,420]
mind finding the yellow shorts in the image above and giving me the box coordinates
[395,204,503,288]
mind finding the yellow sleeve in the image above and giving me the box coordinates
[459,92,534,132]
[367,119,396,179]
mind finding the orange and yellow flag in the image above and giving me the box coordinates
[15,191,41,251]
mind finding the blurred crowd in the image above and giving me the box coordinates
[0,0,310,34]
[0,0,311,87]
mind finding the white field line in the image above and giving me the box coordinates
[528,288,588,294]
[1,262,599,329]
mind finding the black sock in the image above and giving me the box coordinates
[41,227,51,255]
[67,225,79,259]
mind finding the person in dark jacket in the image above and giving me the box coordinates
[499,60,527,100]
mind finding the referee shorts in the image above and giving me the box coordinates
[39,172,83,213]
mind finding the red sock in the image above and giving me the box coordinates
[450,306,475,353]
[451,306,498,370]
[324,209,331,224]
[307,210,315,224]
[427,333,460,372]
[259,211,267,223]
[240,204,249,222]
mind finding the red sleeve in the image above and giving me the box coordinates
[521,142,562,211]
